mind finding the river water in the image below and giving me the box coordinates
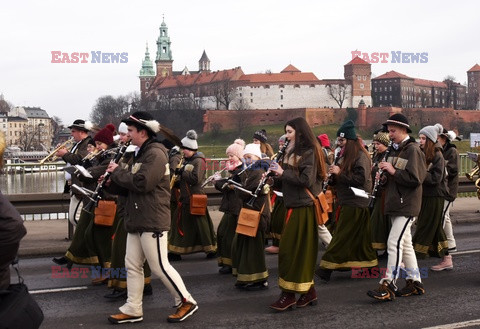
[0,172,66,194]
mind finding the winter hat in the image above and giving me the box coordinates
[253,129,268,143]
[181,130,198,151]
[243,143,262,159]
[382,113,412,133]
[226,139,245,160]
[373,131,390,147]
[278,134,287,143]
[440,128,460,141]
[118,122,128,134]
[94,124,116,145]
[122,111,160,136]
[419,123,443,143]
[337,120,357,140]
[68,119,93,132]
[317,134,330,148]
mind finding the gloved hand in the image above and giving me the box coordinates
[175,167,184,176]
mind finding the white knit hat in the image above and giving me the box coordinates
[226,139,245,160]
[118,122,128,134]
[243,143,262,159]
[181,130,198,151]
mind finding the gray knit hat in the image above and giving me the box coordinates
[419,123,443,143]
[181,130,198,151]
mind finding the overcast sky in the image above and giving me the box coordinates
[1,0,478,127]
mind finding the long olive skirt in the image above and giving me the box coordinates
[269,197,286,247]
[168,204,217,255]
[65,209,99,265]
[232,230,268,284]
[413,196,448,259]
[216,213,238,267]
[370,192,391,250]
[320,205,378,270]
[278,206,318,294]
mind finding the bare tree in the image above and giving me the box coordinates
[90,94,135,127]
[211,80,236,110]
[327,84,347,108]
[19,124,43,151]
[231,97,250,134]
[443,76,457,109]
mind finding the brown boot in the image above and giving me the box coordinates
[296,286,318,307]
[269,292,296,311]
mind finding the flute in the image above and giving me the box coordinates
[368,141,393,209]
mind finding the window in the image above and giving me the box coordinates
[279,85,284,88]
[265,85,270,89]
[145,82,150,88]
[390,95,392,100]
[280,95,283,100]
[251,99,253,103]
[162,46,167,54]
[357,76,361,81]
[363,76,366,81]
[310,84,315,88]
[239,93,242,97]
[360,83,364,89]
[250,92,253,96]
[294,84,300,88]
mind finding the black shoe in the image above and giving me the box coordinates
[168,253,182,261]
[397,279,425,297]
[219,265,232,274]
[52,256,68,265]
[143,283,153,296]
[315,267,332,283]
[244,281,268,291]
[367,281,398,301]
[104,289,127,299]
[206,252,217,259]
[235,282,247,290]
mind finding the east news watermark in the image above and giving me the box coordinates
[51,51,128,63]
[351,50,428,63]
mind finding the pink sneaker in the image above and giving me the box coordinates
[265,246,279,254]
[430,255,453,271]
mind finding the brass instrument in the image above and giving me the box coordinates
[170,155,184,190]
[40,137,75,164]
[201,167,228,188]
[466,166,479,181]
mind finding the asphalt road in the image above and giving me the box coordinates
[14,222,480,329]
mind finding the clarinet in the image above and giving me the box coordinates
[246,139,289,207]
[83,141,131,213]
[322,147,342,193]
[368,141,393,209]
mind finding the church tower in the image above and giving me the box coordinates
[344,56,372,107]
[155,17,173,78]
[139,43,156,99]
[199,50,210,73]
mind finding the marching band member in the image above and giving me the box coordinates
[168,130,217,258]
[413,124,449,260]
[317,133,334,165]
[317,120,377,283]
[431,128,460,271]
[269,117,327,311]
[367,114,426,301]
[105,122,152,299]
[107,112,198,324]
[215,139,245,274]
[370,130,392,255]
[265,135,287,254]
[232,143,270,290]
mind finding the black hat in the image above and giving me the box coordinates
[122,111,160,136]
[253,129,267,143]
[337,120,357,140]
[382,113,412,133]
[68,119,93,132]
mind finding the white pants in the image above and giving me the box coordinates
[68,194,82,226]
[442,200,456,251]
[119,231,196,317]
[380,216,422,285]
[318,225,332,247]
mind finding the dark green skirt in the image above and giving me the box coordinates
[108,216,151,290]
[370,193,391,250]
[66,210,99,265]
[269,197,286,247]
[413,196,448,259]
[232,231,268,283]
[84,211,118,267]
[278,206,318,294]
[216,213,238,267]
[320,205,378,270]
[168,204,217,254]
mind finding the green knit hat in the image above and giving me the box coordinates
[337,120,357,140]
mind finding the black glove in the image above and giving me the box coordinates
[175,167,184,176]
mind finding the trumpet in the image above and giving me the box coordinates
[82,148,105,162]
[201,167,228,188]
[40,137,75,164]
[466,166,479,181]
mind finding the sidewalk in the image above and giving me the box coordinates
[18,199,480,257]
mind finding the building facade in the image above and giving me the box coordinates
[139,19,372,110]
[467,64,480,109]
[372,70,467,109]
